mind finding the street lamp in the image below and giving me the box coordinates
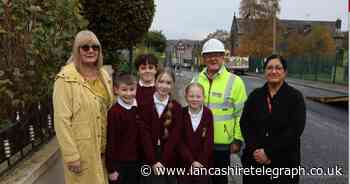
[332,19,343,83]
[269,1,278,54]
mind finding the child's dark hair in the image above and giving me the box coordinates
[263,54,287,70]
[113,72,137,87]
[134,53,159,69]
[185,82,205,96]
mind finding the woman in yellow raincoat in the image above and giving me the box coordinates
[53,30,114,184]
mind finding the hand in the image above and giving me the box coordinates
[191,161,204,168]
[152,162,165,176]
[253,149,269,165]
[230,143,241,153]
[109,171,119,181]
[67,160,81,174]
[265,159,271,165]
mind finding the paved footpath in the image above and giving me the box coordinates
[33,153,64,184]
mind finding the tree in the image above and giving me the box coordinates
[238,0,280,57]
[284,31,307,56]
[0,0,87,123]
[240,0,280,20]
[235,19,281,57]
[81,0,155,70]
[304,25,336,56]
[143,31,167,53]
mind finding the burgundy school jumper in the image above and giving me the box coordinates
[138,99,183,167]
[138,98,183,184]
[179,106,214,184]
[105,102,141,184]
[136,82,155,107]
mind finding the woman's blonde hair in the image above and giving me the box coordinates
[66,30,103,70]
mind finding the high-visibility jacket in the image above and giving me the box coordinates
[194,66,247,145]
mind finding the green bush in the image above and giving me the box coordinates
[81,0,155,66]
[0,0,87,126]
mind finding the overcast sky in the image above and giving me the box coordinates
[150,0,348,40]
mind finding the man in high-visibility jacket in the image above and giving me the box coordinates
[193,38,247,184]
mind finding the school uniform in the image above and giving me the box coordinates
[139,94,183,184]
[136,80,155,107]
[179,106,214,184]
[106,97,141,184]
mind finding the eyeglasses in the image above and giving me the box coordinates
[203,52,224,58]
[266,65,284,72]
[80,44,100,52]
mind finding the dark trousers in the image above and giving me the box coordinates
[213,150,230,184]
[242,154,299,184]
[140,146,177,184]
[109,162,140,184]
[141,174,177,184]
[242,167,299,184]
[179,175,211,184]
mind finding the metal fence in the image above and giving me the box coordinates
[249,54,348,85]
[0,99,55,175]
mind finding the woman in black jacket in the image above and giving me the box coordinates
[240,54,306,184]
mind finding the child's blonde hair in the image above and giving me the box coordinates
[155,68,175,85]
[185,82,205,96]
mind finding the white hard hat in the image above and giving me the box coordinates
[201,38,225,55]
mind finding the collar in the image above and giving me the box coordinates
[56,63,85,83]
[139,80,155,87]
[153,93,169,106]
[117,97,137,110]
[202,65,226,80]
[263,81,287,98]
[188,105,203,118]
[56,63,114,109]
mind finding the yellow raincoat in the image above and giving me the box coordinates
[53,63,114,184]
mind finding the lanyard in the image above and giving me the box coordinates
[266,95,272,113]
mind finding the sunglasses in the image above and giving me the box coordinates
[80,44,100,52]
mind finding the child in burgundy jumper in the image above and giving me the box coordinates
[179,83,214,184]
[134,53,158,107]
[106,74,141,184]
[139,68,183,184]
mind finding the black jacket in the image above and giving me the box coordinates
[240,82,306,168]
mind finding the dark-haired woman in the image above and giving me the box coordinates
[240,54,306,184]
